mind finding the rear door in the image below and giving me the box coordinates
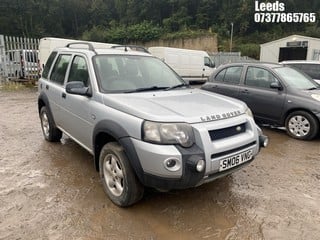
[203,65,243,98]
[238,66,286,123]
[45,53,72,126]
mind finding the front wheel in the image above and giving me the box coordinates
[99,142,144,207]
[285,111,319,140]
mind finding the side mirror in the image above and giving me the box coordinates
[66,81,92,97]
[205,62,215,68]
[270,82,283,90]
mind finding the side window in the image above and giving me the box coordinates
[67,56,90,87]
[204,56,214,68]
[42,51,57,79]
[215,69,226,82]
[245,67,278,88]
[224,66,242,84]
[49,54,71,85]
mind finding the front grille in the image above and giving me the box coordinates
[209,123,246,141]
[211,141,256,159]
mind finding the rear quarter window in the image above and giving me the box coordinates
[42,52,57,79]
[214,69,226,82]
[224,66,243,84]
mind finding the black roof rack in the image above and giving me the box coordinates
[65,42,98,55]
[111,45,150,53]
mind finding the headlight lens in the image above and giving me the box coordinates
[245,108,253,118]
[143,121,194,147]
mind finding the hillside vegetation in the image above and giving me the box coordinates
[1,0,319,58]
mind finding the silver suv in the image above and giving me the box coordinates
[38,42,268,207]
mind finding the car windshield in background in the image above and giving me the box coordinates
[93,55,184,93]
[274,67,318,90]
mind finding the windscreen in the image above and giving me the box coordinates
[274,67,319,89]
[93,55,184,92]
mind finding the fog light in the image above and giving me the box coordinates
[164,158,181,172]
[196,159,205,172]
[166,159,176,168]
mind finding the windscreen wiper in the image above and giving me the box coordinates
[307,87,318,90]
[165,83,190,91]
[125,86,168,93]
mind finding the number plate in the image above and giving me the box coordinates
[219,149,253,172]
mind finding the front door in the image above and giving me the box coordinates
[238,66,286,123]
[60,55,94,150]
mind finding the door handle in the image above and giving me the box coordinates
[62,92,66,99]
[45,85,49,90]
[241,89,249,94]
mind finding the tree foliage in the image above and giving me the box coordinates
[0,0,319,54]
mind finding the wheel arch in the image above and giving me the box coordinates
[93,120,133,168]
[282,108,320,126]
[38,92,50,114]
[93,120,144,183]
[38,93,58,128]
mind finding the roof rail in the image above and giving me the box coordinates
[111,45,150,53]
[65,42,98,55]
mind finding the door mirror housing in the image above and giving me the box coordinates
[270,82,283,90]
[66,81,92,97]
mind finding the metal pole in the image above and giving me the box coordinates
[0,35,7,82]
[230,22,234,52]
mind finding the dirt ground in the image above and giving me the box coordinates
[0,88,319,240]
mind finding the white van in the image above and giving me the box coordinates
[148,46,215,83]
[39,37,117,71]
[6,49,39,79]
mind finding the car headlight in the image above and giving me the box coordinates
[143,121,194,147]
[245,108,253,118]
[311,94,320,102]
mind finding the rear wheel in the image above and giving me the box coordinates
[99,142,144,207]
[285,111,319,140]
[40,106,62,142]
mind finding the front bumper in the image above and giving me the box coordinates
[125,116,268,191]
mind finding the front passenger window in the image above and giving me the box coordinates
[245,67,278,89]
[68,56,90,87]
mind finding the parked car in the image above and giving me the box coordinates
[280,60,320,84]
[201,62,320,140]
[37,43,267,207]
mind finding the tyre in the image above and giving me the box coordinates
[99,142,144,207]
[285,111,319,140]
[40,106,62,142]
